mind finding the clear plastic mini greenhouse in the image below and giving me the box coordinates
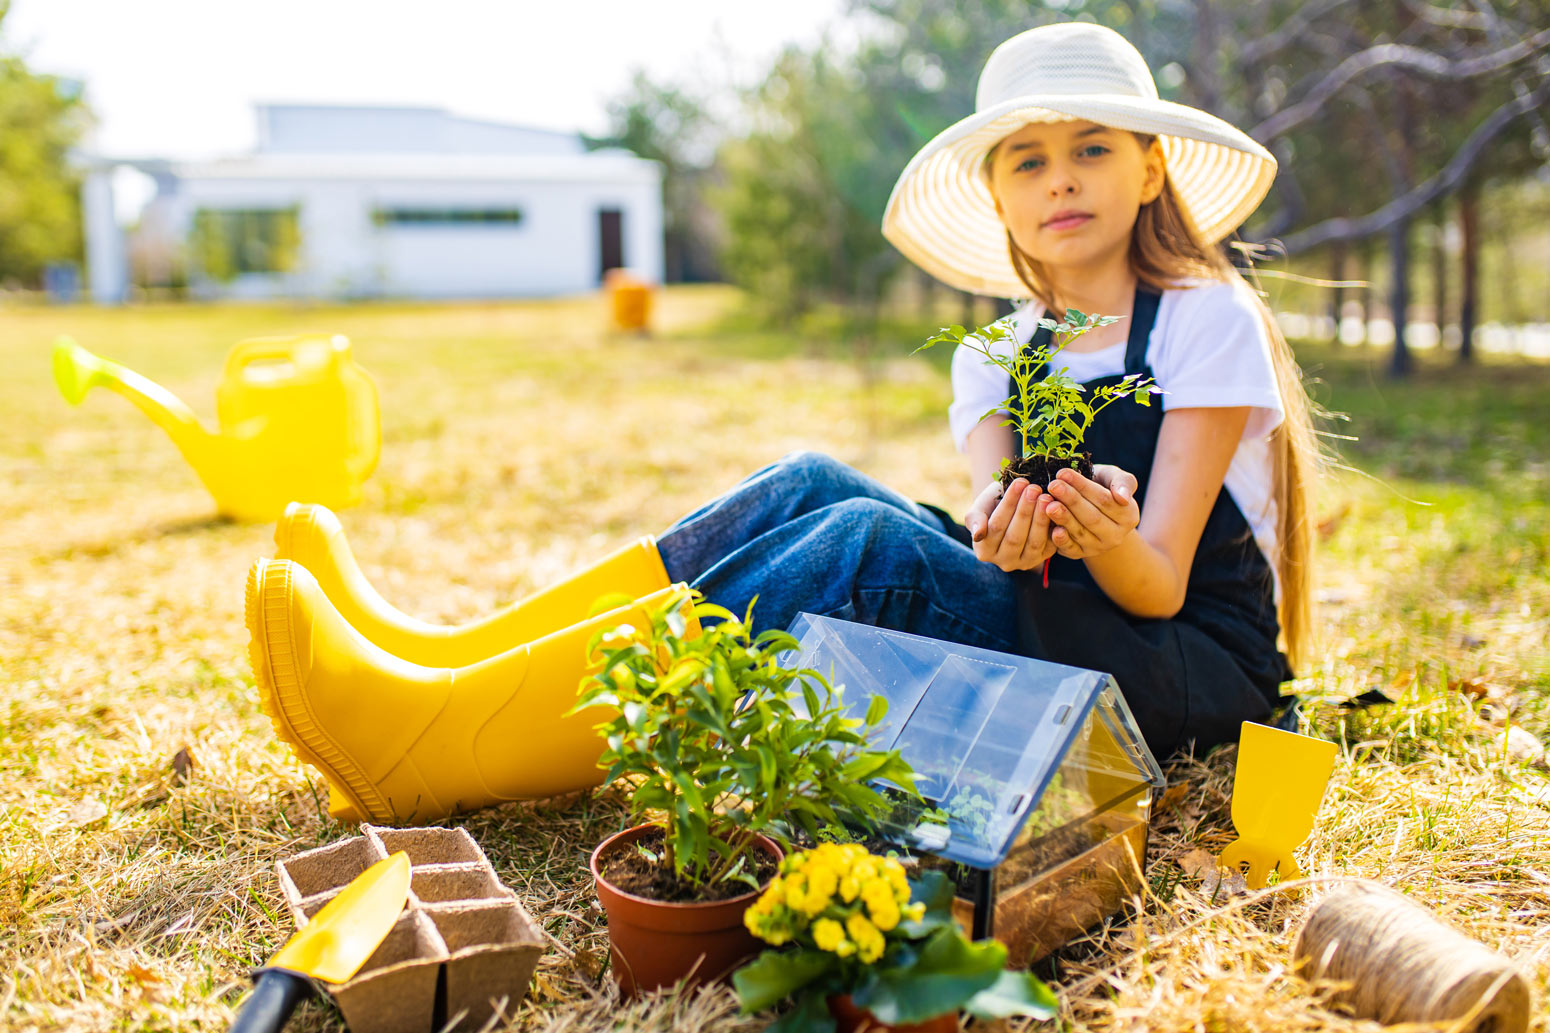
[785,613,1165,965]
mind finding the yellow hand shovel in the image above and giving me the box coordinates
[230,851,411,1033]
[1219,722,1337,888]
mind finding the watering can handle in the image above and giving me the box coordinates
[346,368,381,481]
[223,335,347,379]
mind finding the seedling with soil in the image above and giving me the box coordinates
[917,310,1160,491]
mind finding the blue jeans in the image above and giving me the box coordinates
[656,452,1019,653]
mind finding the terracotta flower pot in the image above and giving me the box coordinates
[590,823,782,997]
[828,994,959,1033]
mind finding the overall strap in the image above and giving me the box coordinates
[1021,284,1164,378]
[1124,286,1163,375]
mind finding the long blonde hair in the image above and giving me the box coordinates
[990,134,1319,669]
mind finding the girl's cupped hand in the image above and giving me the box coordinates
[1045,465,1140,558]
[963,478,1055,572]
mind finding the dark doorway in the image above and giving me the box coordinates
[598,208,624,281]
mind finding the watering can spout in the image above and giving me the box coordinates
[52,337,219,469]
[52,333,380,522]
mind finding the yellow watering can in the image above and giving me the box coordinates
[53,334,380,523]
[1219,721,1338,888]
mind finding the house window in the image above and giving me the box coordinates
[371,208,525,227]
[190,207,300,281]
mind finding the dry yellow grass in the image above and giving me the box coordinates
[2,286,1546,1032]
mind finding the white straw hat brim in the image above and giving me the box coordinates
[882,96,1277,298]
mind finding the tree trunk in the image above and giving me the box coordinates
[961,290,976,327]
[1329,242,1346,343]
[1359,239,1374,345]
[1459,179,1479,363]
[1389,215,1412,378]
[1388,70,1415,378]
[1432,200,1448,350]
[1190,0,1222,114]
[919,268,937,320]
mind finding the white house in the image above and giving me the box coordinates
[82,105,664,303]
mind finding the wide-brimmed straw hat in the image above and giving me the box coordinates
[882,22,1277,298]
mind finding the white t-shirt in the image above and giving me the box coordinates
[948,277,1284,592]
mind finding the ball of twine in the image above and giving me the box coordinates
[1294,880,1531,1033]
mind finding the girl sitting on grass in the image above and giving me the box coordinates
[247,21,1322,825]
[654,21,1319,758]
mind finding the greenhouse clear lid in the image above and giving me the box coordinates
[784,612,1165,870]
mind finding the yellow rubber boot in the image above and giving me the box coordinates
[273,502,673,668]
[246,557,694,824]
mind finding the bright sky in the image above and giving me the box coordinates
[6,0,847,159]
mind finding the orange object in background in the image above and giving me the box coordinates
[604,268,653,333]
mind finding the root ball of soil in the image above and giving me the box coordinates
[999,453,1094,493]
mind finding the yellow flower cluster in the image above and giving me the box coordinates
[744,843,925,963]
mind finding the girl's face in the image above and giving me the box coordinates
[985,119,1165,272]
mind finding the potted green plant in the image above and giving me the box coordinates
[916,310,1160,491]
[734,843,1057,1032]
[576,589,916,997]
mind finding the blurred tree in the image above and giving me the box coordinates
[587,71,721,283]
[715,0,1095,321]
[646,0,1550,371]
[716,41,921,324]
[1232,0,1550,371]
[0,0,92,286]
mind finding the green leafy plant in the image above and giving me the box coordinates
[735,844,1057,1031]
[940,784,995,840]
[915,310,1160,486]
[574,588,917,895]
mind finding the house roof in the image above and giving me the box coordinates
[254,104,586,158]
[164,151,660,185]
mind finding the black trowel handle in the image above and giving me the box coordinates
[230,968,313,1033]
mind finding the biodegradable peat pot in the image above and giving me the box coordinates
[590,823,782,997]
[827,994,959,1033]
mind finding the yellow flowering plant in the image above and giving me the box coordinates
[734,845,1056,1031]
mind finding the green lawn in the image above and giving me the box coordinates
[2,287,1546,1032]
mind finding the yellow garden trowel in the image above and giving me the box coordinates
[1219,722,1338,888]
[231,851,411,1033]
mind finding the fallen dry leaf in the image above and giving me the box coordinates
[1179,847,1249,898]
[1158,781,1194,814]
[1316,502,1351,541]
[531,972,567,1003]
[68,798,108,828]
[1451,677,1490,699]
[569,948,604,983]
[169,746,195,783]
[1477,699,1515,725]
[1504,726,1548,769]
[126,962,161,987]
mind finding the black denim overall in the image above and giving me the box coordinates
[939,286,1292,759]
